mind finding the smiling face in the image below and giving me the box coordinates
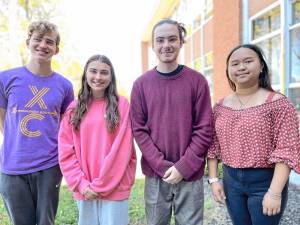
[26,31,59,64]
[86,60,112,98]
[227,47,263,89]
[152,23,182,66]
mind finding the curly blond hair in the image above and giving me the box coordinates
[27,20,60,46]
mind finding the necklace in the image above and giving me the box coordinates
[235,89,259,109]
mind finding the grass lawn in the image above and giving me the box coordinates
[0,179,146,225]
[0,166,223,225]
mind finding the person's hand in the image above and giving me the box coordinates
[262,191,281,216]
[83,187,99,200]
[210,182,226,204]
[163,166,183,184]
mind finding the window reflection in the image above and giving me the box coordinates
[289,88,300,113]
[204,68,213,99]
[204,0,213,20]
[193,57,201,71]
[292,0,300,25]
[252,6,280,40]
[291,27,300,83]
[256,35,281,85]
[204,51,213,68]
[193,55,213,98]
[193,15,201,29]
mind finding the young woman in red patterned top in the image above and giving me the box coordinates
[207,44,300,225]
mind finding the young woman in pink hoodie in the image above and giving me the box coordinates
[58,54,136,225]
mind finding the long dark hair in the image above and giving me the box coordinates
[226,44,274,91]
[71,54,119,132]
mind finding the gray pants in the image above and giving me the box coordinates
[144,177,204,225]
[0,165,62,225]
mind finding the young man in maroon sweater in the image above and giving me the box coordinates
[130,19,212,225]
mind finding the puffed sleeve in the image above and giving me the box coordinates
[268,99,300,173]
[207,106,221,160]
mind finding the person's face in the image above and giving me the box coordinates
[26,31,59,63]
[227,47,263,88]
[86,60,112,98]
[152,23,182,64]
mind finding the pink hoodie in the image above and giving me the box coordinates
[58,96,136,201]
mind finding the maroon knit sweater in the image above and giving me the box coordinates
[130,66,212,181]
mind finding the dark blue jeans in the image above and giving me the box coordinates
[0,165,62,225]
[223,164,288,225]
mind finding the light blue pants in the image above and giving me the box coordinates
[76,199,128,225]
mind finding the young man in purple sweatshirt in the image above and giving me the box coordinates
[130,19,212,225]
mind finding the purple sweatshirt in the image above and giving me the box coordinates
[130,66,212,181]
